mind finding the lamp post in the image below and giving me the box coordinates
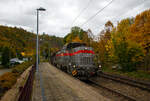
[36,7,46,73]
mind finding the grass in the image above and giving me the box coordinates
[102,67,150,82]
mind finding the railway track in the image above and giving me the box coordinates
[88,80,136,101]
[99,72,150,92]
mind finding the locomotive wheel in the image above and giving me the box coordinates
[64,66,67,72]
[56,64,59,68]
[60,65,62,70]
[68,66,71,74]
[67,66,71,74]
[96,70,102,76]
[67,68,70,74]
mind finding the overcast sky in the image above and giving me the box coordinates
[0,0,149,37]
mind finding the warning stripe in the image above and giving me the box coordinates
[72,70,77,76]
[56,50,94,57]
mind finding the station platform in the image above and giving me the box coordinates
[32,62,111,101]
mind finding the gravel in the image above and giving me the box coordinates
[90,76,150,101]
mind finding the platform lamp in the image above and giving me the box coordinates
[36,7,46,73]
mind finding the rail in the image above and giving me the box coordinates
[88,80,136,101]
[99,72,150,92]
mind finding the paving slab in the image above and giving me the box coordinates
[32,62,111,101]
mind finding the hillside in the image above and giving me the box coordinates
[0,25,64,65]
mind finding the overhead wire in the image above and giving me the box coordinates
[80,0,115,27]
[71,0,93,26]
[70,0,147,36]
[94,0,148,31]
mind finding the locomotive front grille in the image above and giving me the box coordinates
[80,57,92,64]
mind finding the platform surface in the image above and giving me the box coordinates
[32,62,111,101]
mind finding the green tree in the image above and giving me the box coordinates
[63,26,86,44]
[2,47,10,67]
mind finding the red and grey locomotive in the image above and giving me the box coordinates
[52,42,100,80]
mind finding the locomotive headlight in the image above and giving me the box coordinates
[69,63,71,66]
[99,65,101,68]
[73,65,76,68]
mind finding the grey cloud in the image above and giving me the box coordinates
[0,0,149,37]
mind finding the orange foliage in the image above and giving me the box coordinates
[72,36,82,43]
[0,72,17,89]
[130,9,150,51]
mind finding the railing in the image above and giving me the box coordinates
[18,65,36,101]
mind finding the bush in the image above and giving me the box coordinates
[0,61,33,98]
[12,61,33,74]
[0,72,17,97]
[112,38,144,72]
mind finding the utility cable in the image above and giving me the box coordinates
[71,0,92,26]
[95,0,147,30]
[80,0,115,27]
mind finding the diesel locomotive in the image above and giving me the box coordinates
[51,42,101,80]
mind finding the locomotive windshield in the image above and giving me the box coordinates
[66,42,86,49]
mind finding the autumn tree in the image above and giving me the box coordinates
[64,26,88,44]
[129,9,150,70]
[39,33,64,59]
[0,25,64,64]
[107,18,144,72]
[72,36,82,43]
[94,21,114,66]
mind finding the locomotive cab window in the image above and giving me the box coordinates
[66,42,86,50]
[62,45,67,50]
